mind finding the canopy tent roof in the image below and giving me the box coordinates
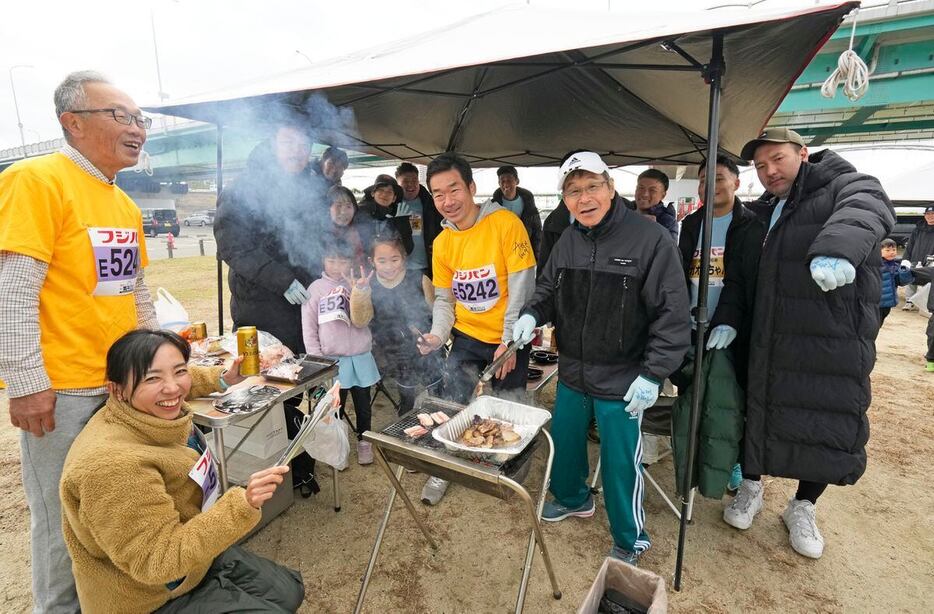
[147,2,857,168]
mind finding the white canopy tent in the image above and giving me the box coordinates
[147,0,858,599]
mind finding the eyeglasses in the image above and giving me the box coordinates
[71,108,152,130]
[563,180,607,201]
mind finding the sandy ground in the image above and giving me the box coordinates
[1,305,932,613]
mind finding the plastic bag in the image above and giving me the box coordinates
[219,330,294,369]
[153,288,190,332]
[909,283,931,318]
[302,407,350,470]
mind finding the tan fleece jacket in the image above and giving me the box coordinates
[60,366,262,614]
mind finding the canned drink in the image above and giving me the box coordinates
[237,326,260,375]
[190,321,208,341]
[532,327,543,347]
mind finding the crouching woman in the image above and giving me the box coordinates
[59,329,304,613]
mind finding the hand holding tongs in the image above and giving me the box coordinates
[475,340,521,397]
[272,380,341,467]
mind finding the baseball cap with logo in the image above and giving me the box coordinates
[557,151,610,191]
[740,128,806,161]
[925,204,934,213]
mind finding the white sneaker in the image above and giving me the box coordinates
[420,477,450,505]
[782,498,824,559]
[723,479,763,530]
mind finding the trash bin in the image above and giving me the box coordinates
[577,557,667,614]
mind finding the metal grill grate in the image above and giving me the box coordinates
[380,396,464,451]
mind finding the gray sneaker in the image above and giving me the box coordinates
[609,545,641,566]
[420,476,450,505]
[723,479,763,530]
[541,494,595,522]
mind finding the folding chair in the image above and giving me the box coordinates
[589,396,696,522]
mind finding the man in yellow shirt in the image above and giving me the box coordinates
[0,71,156,613]
[417,152,536,504]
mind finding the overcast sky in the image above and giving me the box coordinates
[3,0,933,195]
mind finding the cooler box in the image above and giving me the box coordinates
[222,402,289,458]
[577,557,667,614]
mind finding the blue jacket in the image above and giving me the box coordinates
[879,258,911,308]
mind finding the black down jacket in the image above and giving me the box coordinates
[744,149,895,486]
[214,141,321,354]
[904,221,934,266]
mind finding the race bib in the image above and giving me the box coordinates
[688,247,725,287]
[188,444,220,512]
[409,214,423,235]
[319,286,351,324]
[452,264,501,313]
[88,227,140,296]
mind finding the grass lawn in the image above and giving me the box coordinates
[145,256,230,336]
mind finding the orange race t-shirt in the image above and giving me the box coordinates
[432,207,536,345]
[0,152,148,389]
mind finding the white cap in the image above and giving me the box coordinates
[556,151,610,190]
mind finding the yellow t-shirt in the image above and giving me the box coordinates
[0,153,149,389]
[432,207,536,345]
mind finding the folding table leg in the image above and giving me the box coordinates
[590,457,602,494]
[332,466,341,512]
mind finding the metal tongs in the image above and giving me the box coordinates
[475,340,521,397]
[272,380,341,467]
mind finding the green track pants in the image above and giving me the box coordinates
[550,381,650,553]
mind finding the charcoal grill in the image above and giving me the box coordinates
[355,396,561,614]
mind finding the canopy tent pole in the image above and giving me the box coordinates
[215,123,225,335]
[674,30,723,592]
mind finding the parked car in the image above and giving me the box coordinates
[183,212,213,227]
[142,208,181,237]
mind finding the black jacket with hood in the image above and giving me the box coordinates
[744,149,894,486]
[213,141,319,354]
[356,181,414,256]
[523,196,691,399]
[677,198,765,385]
[492,186,543,260]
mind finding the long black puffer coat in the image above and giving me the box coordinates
[744,149,894,486]
[214,141,322,354]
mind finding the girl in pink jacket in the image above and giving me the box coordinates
[302,240,379,465]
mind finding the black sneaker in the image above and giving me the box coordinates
[296,475,320,498]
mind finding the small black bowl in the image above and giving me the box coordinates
[531,350,558,365]
[527,366,544,381]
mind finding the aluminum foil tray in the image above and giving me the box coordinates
[432,396,551,464]
[262,354,337,384]
[212,384,281,414]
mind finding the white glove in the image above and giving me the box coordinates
[623,376,659,415]
[512,314,537,348]
[706,325,737,350]
[809,256,856,292]
[900,259,913,270]
[283,279,310,305]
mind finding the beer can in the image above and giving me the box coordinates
[237,326,260,375]
[190,321,208,341]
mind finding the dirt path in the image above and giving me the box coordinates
[0,307,931,612]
